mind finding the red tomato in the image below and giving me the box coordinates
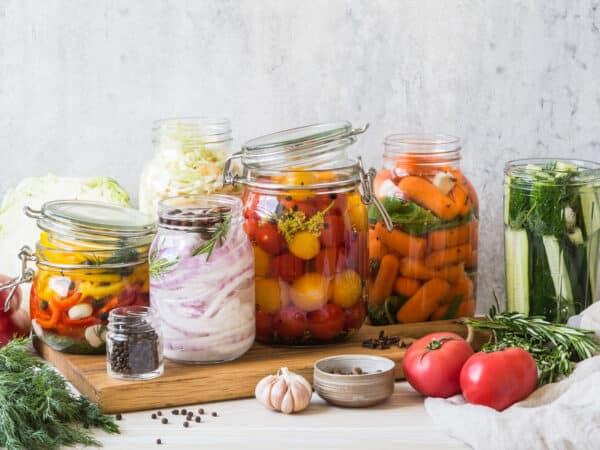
[279,197,318,217]
[307,303,345,341]
[243,217,258,241]
[460,348,538,411]
[255,309,273,343]
[315,193,347,216]
[271,253,304,282]
[320,215,345,248]
[0,274,30,347]
[255,223,286,255]
[344,302,366,330]
[402,332,474,398]
[314,247,339,277]
[272,306,307,339]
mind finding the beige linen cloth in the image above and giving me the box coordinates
[424,303,600,450]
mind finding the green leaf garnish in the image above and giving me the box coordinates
[192,215,231,261]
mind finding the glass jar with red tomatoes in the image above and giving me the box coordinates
[368,134,479,325]
[1,201,155,353]
[223,122,392,345]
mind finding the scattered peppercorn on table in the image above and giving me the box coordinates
[83,382,467,450]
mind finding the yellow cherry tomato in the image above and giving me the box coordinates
[288,231,320,260]
[346,192,368,232]
[255,278,281,313]
[333,270,363,308]
[290,272,329,311]
[253,245,271,277]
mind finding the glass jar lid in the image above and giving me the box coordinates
[240,121,368,170]
[27,200,156,239]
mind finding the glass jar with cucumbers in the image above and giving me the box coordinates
[504,159,600,322]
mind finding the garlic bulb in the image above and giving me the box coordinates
[255,367,312,414]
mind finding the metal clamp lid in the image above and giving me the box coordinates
[0,246,37,312]
[357,157,393,232]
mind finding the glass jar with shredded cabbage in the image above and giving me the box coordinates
[139,118,239,218]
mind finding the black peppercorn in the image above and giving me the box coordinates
[161,418,168,424]
[116,413,122,420]
[198,408,204,414]
[195,416,201,423]
[156,438,162,445]
[211,412,218,417]
[151,413,157,419]
[40,300,49,310]
[183,421,189,428]
[172,409,179,415]
[92,298,105,309]
[181,408,187,415]
[157,411,162,416]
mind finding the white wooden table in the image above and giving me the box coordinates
[87,382,467,450]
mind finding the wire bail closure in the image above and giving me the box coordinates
[0,246,37,312]
[357,157,393,232]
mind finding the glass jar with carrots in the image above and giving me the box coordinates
[4,201,156,353]
[223,122,392,345]
[368,134,478,324]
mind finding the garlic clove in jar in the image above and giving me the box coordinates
[255,367,312,414]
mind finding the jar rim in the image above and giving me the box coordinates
[504,158,600,183]
[153,117,232,144]
[157,194,242,230]
[384,133,461,155]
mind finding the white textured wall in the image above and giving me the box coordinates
[2,0,600,312]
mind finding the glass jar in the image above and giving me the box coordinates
[504,159,600,322]
[223,121,392,345]
[367,134,479,324]
[2,200,155,353]
[149,195,255,363]
[107,306,163,380]
[139,117,239,218]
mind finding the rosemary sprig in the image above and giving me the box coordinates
[192,215,231,261]
[464,305,599,385]
[0,338,119,450]
[149,243,178,278]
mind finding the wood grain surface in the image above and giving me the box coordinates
[35,320,488,413]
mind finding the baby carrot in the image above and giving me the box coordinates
[469,220,479,249]
[443,272,474,305]
[425,243,471,269]
[398,257,434,279]
[427,222,472,250]
[457,297,476,317]
[369,230,389,260]
[397,176,460,220]
[466,249,478,269]
[464,178,479,211]
[394,276,421,297]
[431,303,450,320]
[375,222,427,258]
[432,263,465,283]
[396,278,450,323]
[450,184,472,217]
[370,254,400,306]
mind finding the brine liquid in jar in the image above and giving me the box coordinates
[368,134,479,324]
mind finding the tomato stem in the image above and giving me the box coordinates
[425,337,456,351]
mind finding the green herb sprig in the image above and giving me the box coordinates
[149,242,178,278]
[192,215,231,261]
[0,338,119,450]
[465,306,599,385]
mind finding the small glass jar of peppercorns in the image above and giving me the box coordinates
[106,306,163,380]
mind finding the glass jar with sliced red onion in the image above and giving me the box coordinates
[222,121,392,345]
[149,195,255,363]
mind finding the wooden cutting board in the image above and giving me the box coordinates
[35,320,488,413]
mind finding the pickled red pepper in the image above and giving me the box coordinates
[367,134,478,324]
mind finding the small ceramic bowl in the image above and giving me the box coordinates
[313,354,395,407]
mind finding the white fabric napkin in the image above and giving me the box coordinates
[425,305,600,450]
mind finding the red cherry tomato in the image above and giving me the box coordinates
[460,348,538,411]
[344,302,366,330]
[255,223,286,256]
[279,198,318,217]
[342,230,367,273]
[315,193,347,215]
[255,309,273,343]
[243,217,258,241]
[271,253,304,282]
[272,306,307,339]
[307,303,345,341]
[402,332,474,398]
[314,247,339,277]
[320,215,345,248]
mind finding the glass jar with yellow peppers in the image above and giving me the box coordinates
[5,201,155,353]
[223,122,392,345]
